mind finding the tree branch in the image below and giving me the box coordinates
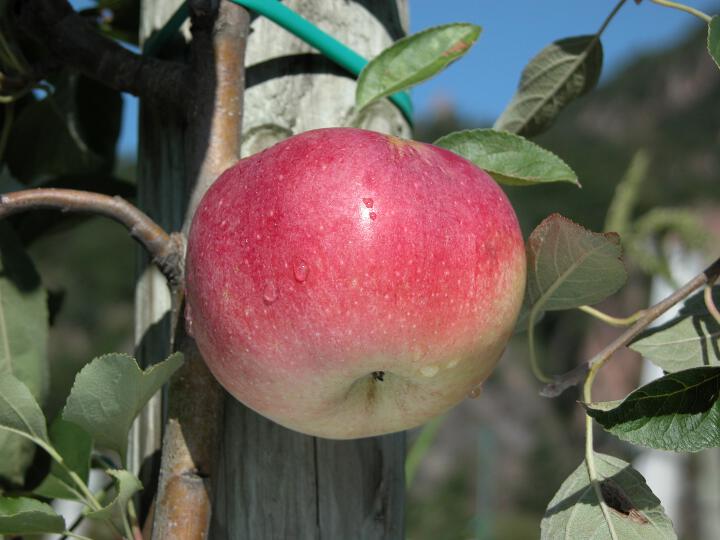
[541,255,720,397]
[150,1,249,538]
[14,0,188,112]
[0,188,184,287]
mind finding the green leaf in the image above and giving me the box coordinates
[405,415,444,487]
[603,150,651,235]
[630,286,719,372]
[0,223,48,393]
[6,73,122,181]
[84,469,142,521]
[62,352,184,464]
[433,128,579,186]
[708,16,720,69]
[586,367,720,452]
[495,35,603,137]
[356,23,481,110]
[0,373,50,452]
[34,418,92,501]
[541,454,675,539]
[0,223,49,483]
[526,214,627,312]
[0,496,65,534]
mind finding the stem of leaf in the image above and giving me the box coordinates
[121,501,135,540]
[598,0,630,36]
[528,305,552,383]
[578,305,646,327]
[583,363,619,540]
[127,498,142,539]
[62,533,95,540]
[649,0,713,23]
[42,444,103,511]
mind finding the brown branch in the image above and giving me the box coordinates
[542,255,720,397]
[0,188,184,286]
[14,0,188,112]
[150,2,249,538]
[705,273,720,324]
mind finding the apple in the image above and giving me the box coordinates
[185,127,526,439]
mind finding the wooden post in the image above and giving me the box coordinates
[131,0,188,523]
[134,0,411,537]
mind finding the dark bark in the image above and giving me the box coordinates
[14,0,188,113]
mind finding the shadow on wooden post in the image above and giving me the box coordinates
[137,0,410,538]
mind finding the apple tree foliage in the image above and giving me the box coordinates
[0,0,719,538]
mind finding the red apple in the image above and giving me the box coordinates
[185,127,526,439]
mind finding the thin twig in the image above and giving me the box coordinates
[705,280,720,324]
[0,188,184,286]
[583,362,619,539]
[578,304,646,327]
[650,0,713,23]
[542,255,720,397]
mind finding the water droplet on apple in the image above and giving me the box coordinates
[263,281,278,304]
[468,385,483,399]
[420,365,439,377]
[294,260,309,282]
[369,212,377,221]
[363,197,374,208]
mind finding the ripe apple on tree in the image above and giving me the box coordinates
[185,127,526,439]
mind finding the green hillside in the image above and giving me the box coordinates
[416,27,720,235]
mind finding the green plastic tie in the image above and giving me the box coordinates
[142,0,413,123]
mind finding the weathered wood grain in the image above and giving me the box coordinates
[135,1,410,537]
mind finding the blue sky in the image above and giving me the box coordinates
[115,0,719,155]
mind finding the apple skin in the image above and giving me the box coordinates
[185,127,526,439]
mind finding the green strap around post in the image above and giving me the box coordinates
[142,0,414,123]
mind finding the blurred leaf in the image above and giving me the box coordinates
[541,453,675,539]
[34,419,91,501]
[6,73,122,181]
[0,1,32,77]
[604,150,650,234]
[47,288,66,326]
[405,415,444,488]
[75,75,123,162]
[62,352,183,464]
[0,496,65,534]
[85,469,142,521]
[495,35,603,137]
[0,223,48,484]
[586,367,720,452]
[709,16,720,69]
[526,214,626,312]
[356,23,481,110]
[434,128,579,186]
[633,208,707,250]
[630,286,719,371]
